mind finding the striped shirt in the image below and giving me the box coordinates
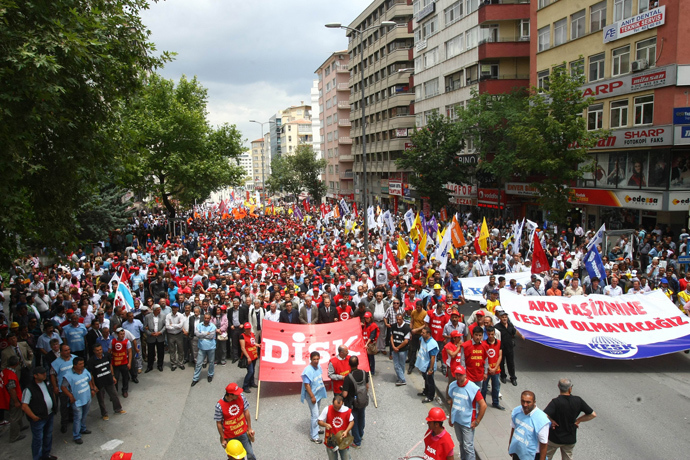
[214,394,250,421]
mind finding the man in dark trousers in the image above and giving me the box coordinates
[341,355,369,449]
[87,343,125,421]
[494,308,524,387]
[21,367,58,460]
[317,296,339,324]
[544,378,596,460]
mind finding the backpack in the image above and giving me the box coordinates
[348,371,369,409]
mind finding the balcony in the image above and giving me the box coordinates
[478,38,530,60]
[338,119,351,127]
[337,83,350,91]
[335,64,349,73]
[337,101,351,109]
[339,137,353,144]
[340,171,354,180]
[339,154,354,162]
[478,75,530,94]
[478,0,531,23]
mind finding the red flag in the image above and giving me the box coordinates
[412,243,419,268]
[352,202,358,218]
[119,265,130,286]
[303,198,311,213]
[531,231,550,274]
[384,243,400,276]
[473,227,486,256]
[320,203,327,219]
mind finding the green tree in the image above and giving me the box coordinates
[266,156,301,198]
[0,0,171,264]
[396,112,468,210]
[121,74,246,217]
[456,89,529,214]
[510,66,607,222]
[76,181,133,243]
[292,145,327,203]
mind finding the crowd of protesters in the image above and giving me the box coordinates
[1,202,686,460]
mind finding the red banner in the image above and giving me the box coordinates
[531,232,550,274]
[384,243,399,277]
[258,319,369,383]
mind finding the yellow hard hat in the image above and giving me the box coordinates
[225,439,247,459]
[10,322,19,328]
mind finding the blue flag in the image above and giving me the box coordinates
[584,245,606,284]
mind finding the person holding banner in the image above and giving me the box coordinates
[328,346,351,396]
[301,351,328,444]
[361,312,379,375]
[239,323,259,393]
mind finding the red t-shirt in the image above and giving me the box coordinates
[427,309,449,342]
[462,340,488,382]
[484,339,501,374]
[423,429,455,460]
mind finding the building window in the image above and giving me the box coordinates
[634,95,654,125]
[612,45,630,76]
[570,58,584,77]
[638,0,652,14]
[538,0,550,8]
[614,0,632,22]
[445,34,464,59]
[537,70,550,92]
[423,47,439,68]
[590,1,607,33]
[423,78,439,98]
[466,27,478,49]
[420,16,438,40]
[571,10,585,40]
[444,1,462,26]
[415,85,422,100]
[610,100,629,129]
[538,26,550,52]
[588,104,603,130]
[636,38,657,65]
[589,53,605,82]
[466,0,478,14]
[554,18,567,46]
[520,20,530,40]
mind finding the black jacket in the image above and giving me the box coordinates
[317,304,339,324]
[24,379,57,420]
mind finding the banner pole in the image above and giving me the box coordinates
[369,371,378,408]
[255,380,261,420]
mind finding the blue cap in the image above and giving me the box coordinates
[171,303,180,308]
[660,278,668,284]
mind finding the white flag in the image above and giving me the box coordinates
[587,223,606,251]
[367,206,377,229]
[512,218,525,255]
[383,210,395,234]
[404,209,415,232]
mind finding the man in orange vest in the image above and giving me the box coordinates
[111,328,132,399]
[0,356,26,442]
[318,394,354,460]
[327,346,350,396]
[214,383,255,460]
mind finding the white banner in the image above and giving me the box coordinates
[462,272,534,302]
[500,289,690,359]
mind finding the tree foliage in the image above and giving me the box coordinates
[510,67,607,222]
[121,74,246,217]
[76,181,132,243]
[265,145,326,202]
[396,112,468,211]
[0,0,171,264]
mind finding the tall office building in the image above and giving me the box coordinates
[347,0,415,211]
[316,51,354,201]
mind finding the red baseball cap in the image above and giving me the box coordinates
[225,383,243,395]
[364,312,372,319]
[454,365,467,375]
[243,322,252,329]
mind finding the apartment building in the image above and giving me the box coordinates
[532,0,690,230]
[347,0,415,211]
[412,0,530,211]
[315,51,354,201]
[268,103,312,160]
[250,138,266,190]
[236,151,254,191]
[311,80,322,161]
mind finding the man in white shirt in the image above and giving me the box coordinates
[603,277,623,297]
[165,304,185,371]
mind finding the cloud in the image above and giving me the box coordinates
[141,0,371,146]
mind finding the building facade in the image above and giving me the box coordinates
[316,51,354,201]
[311,80,322,161]
[250,138,266,191]
[533,0,690,231]
[347,0,416,211]
[237,151,254,191]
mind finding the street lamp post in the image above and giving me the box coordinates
[249,119,273,200]
[326,20,397,253]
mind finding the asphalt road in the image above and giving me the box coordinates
[3,354,446,460]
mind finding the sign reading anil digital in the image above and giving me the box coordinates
[603,6,665,43]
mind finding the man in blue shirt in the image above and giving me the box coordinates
[301,351,327,444]
[509,390,550,460]
[122,311,144,382]
[61,314,88,358]
[60,357,97,444]
[415,326,439,404]
[449,273,466,305]
[191,313,216,386]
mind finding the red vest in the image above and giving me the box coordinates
[423,429,455,460]
[442,342,463,376]
[462,340,488,382]
[0,368,20,411]
[427,310,449,342]
[336,305,352,322]
[217,396,248,439]
[111,338,129,366]
[325,405,352,449]
[242,333,258,361]
[362,322,379,342]
[329,356,350,394]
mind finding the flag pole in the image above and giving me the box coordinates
[255,380,261,420]
[369,371,378,408]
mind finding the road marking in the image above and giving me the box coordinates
[101,439,124,451]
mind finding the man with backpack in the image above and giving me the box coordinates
[340,355,369,449]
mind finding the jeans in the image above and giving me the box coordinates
[243,359,256,390]
[481,374,501,406]
[327,446,352,460]
[30,414,54,460]
[453,423,476,460]
[71,400,91,440]
[422,366,435,399]
[95,384,122,416]
[226,432,256,460]
[306,398,321,440]
[392,350,407,382]
[193,348,215,381]
[351,406,365,446]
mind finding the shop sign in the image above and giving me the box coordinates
[458,154,478,164]
[579,125,673,150]
[674,125,690,145]
[580,65,676,100]
[569,188,663,211]
[603,6,665,43]
[396,128,409,138]
[669,192,690,209]
[404,142,413,151]
[505,182,539,196]
[446,183,476,198]
[673,107,690,125]
[402,197,416,204]
[389,181,403,196]
[478,188,506,204]
[450,197,474,206]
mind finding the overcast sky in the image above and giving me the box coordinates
[142,0,372,147]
